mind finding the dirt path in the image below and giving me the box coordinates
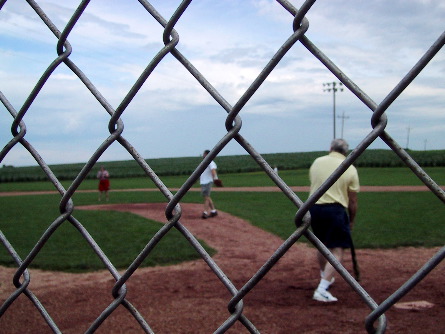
[1,201,443,333]
[0,184,441,197]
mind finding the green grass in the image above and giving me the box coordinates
[355,192,445,248]
[1,168,444,272]
[0,195,215,272]
[211,191,445,249]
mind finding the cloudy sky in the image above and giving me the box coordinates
[0,0,444,166]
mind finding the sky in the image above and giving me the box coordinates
[0,0,444,166]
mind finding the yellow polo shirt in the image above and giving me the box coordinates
[309,152,360,208]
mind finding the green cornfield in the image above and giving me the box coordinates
[1,149,445,183]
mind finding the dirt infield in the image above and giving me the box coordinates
[0,185,442,197]
[0,200,443,333]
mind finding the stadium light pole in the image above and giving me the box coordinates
[323,81,343,139]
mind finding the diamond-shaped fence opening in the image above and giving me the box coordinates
[0,1,444,333]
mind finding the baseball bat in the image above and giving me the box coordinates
[349,233,360,281]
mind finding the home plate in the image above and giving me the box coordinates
[394,301,435,310]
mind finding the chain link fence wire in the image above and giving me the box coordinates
[0,0,444,333]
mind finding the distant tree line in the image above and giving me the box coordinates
[0,149,444,183]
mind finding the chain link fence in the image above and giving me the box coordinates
[1,0,444,333]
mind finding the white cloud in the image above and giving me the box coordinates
[1,0,444,167]
[51,73,77,81]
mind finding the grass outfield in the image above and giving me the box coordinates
[210,191,445,248]
[1,168,444,272]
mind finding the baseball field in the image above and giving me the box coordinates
[0,166,444,333]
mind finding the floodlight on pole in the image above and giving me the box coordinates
[323,81,343,139]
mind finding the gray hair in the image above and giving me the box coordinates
[330,138,349,155]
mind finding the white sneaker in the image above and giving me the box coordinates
[313,289,338,302]
[320,271,336,286]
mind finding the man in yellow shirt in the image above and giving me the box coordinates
[309,139,359,302]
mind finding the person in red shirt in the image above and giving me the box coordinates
[97,166,110,201]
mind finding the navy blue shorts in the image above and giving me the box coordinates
[309,203,351,249]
